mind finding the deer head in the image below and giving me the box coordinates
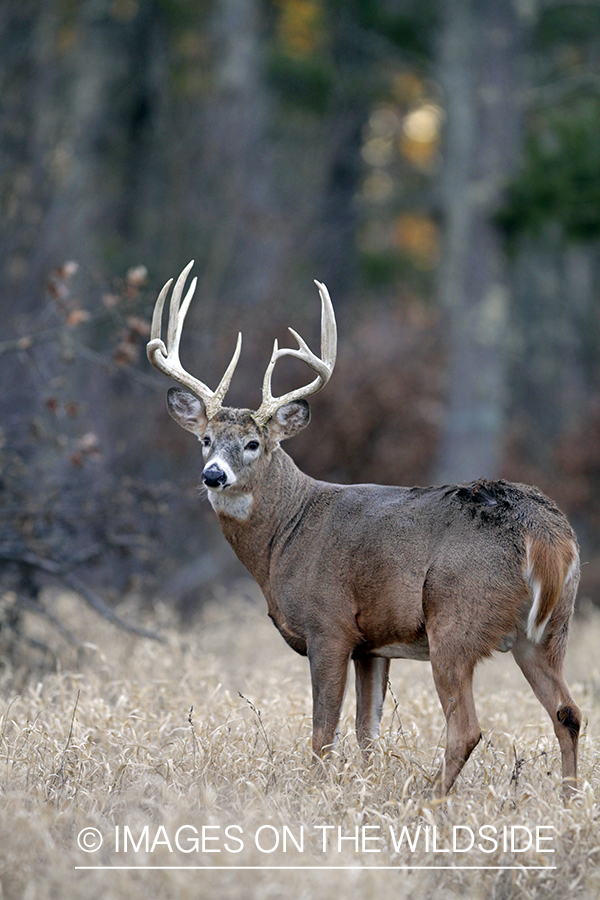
[147,261,336,501]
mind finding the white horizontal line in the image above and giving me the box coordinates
[75,865,557,871]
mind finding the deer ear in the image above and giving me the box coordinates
[167,387,208,434]
[267,399,311,442]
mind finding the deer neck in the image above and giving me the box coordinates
[210,447,316,589]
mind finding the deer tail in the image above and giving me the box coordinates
[524,534,579,643]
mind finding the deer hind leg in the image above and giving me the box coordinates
[512,639,581,797]
[308,636,352,757]
[354,657,390,751]
[429,651,481,796]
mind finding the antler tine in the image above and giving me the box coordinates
[167,260,195,350]
[315,280,337,370]
[146,261,242,419]
[212,330,243,410]
[150,277,171,344]
[253,280,337,427]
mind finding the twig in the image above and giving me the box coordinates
[68,338,160,388]
[56,690,80,786]
[386,676,406,737]
[238,693,274,763]
[0,695,21,743]
[188,706,202,772]
[0,545,101,577]
[429,727,446,786]
[0,325,74,357]
[511,745,550,788]
[0,310,118,358]
[510,742,525,791]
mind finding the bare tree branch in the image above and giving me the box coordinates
[0,550,163,643]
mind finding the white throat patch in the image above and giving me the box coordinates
[208,491,254,521]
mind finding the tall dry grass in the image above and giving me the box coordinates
[0,584,599,900]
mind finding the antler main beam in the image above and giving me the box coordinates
[252,281,337,427]
[146,260,242,420]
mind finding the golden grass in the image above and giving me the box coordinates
[1,585,600,900]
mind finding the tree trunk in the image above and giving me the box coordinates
[435,0,524,484]
[508,230,600,470]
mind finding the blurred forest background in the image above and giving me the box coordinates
[2,0,600,655]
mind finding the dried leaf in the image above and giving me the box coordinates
[66,309,91,326]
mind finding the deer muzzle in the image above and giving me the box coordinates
[202,463,230,489]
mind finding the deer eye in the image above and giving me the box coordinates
[203,436,211,447]
[245,440,260,452]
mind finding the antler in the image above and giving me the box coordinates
[146,260,242,420]
[252,280,337,427]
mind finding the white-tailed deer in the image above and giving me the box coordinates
[148,261,581,797]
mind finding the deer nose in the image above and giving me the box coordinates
[203,463,228,488]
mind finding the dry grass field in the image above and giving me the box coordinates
[1,583,599,900]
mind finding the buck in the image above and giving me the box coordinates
[148,261,581,797]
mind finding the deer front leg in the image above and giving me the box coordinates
[308,636,352,757]
[354,656,390,751]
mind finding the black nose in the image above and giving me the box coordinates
[203,464,228,488]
